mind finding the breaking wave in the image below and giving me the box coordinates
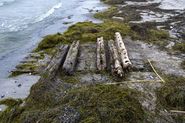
[35,2,62,23]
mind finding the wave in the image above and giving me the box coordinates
[35,2,62,23]
[0,0,16,7]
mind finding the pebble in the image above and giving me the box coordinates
[1,95,5,98]
[18,84,22,87]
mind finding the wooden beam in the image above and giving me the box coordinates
[96,37,106,71]
[108,40,124,78]
[62,41,79,75]
[44,45,69,79]
[115,32,132,69]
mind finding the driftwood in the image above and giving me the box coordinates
[44,45,69,79]
[170,110,185,114]
[108,40,124,77]
[62,41,80,75]
[96,37,106,71]
[115,32,132,69]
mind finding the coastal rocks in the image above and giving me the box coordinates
[1,95,5,99]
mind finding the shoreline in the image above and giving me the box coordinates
[0,0,108,102]
[0,0,185,122]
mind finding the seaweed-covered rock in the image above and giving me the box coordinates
[61,85,145,123]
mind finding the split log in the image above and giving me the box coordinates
[62,41,80,75]
[115,32,132,69]
[44,45,69,79]
[96,37,106,71]
[108,40,124,77]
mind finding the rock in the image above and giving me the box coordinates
[1,95,5,98]
[18,84,22,87]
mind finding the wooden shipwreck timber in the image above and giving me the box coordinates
[41,32,132,78]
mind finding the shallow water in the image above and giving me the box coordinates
[0,0,107,78]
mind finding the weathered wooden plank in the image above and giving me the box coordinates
[45,45,69,79]
[108,40,124,77]
[115,32,132,69]
[62,41,80,75]
[96,37,106,71]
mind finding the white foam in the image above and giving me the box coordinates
[35,2,62,22]
[159,0,185,10]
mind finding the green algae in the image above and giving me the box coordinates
[34,21,132,52]
[10,63,38,77]
[0,83,146,123]
[157,75,185,110]
[35,33,65,52]
[173,42,185,53]
[0,98,22,108]
[156,75,185,122]
[61,84,145,123]
[100,0,125,4]
[60,72,80,84]
[94,7,118,20]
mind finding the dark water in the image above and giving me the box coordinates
[0,0,107,78]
